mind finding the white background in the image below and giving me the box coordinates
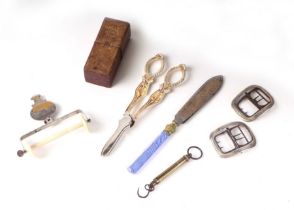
[1,0,293,210]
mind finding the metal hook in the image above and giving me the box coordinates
[137,183,155,198]
[137,184,150,198]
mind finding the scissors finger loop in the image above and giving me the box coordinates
[144,54,165,78]
[164,64,186,88]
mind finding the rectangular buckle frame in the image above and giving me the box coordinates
[210,122,256,157]
[232,85,274,121]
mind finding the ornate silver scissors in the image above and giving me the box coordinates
[101,54,187,156]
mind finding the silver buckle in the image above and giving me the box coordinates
[210,122,256,157]
[232,85,274,121]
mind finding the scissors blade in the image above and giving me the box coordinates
[174,75,224,124]
[101,114,134,156]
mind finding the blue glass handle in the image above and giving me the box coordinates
[128,131,171,174]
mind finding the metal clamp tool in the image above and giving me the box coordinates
[101,54,187,156]
[17,95,90,157]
